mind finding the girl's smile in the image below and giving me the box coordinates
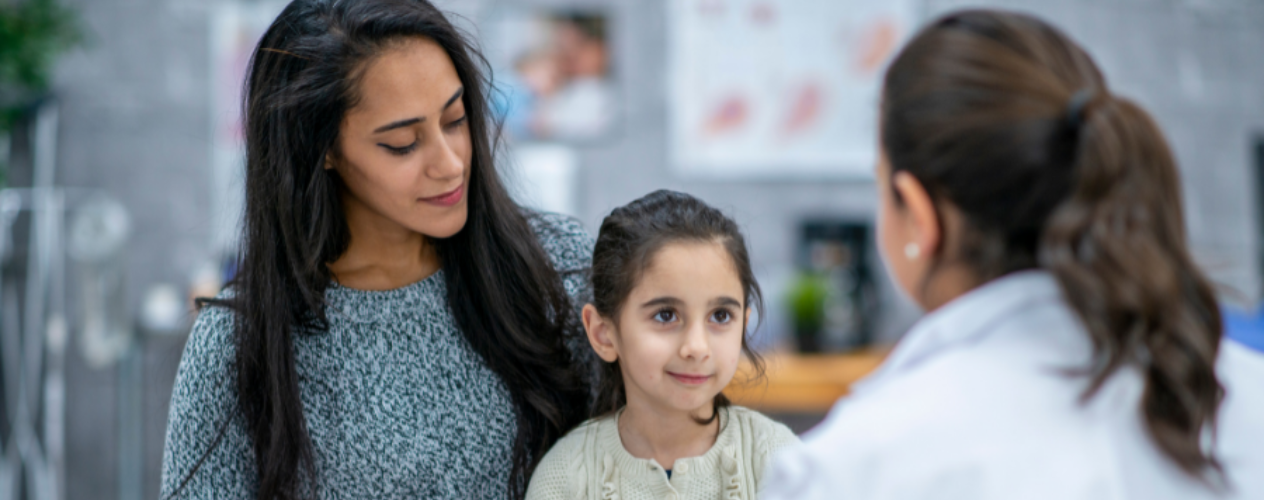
[667,371,713,386]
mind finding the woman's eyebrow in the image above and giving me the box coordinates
[372,87,465,134]
[374,117,422,134]
[443,86,465,109]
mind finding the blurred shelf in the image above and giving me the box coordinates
[724,350,888,414]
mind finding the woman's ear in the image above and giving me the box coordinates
[891,171,941,260]
[582,304,619,363]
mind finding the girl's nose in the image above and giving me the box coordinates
[679,321,711,360]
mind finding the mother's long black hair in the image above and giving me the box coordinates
[187,1,588,498]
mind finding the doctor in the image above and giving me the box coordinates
[762,9,1264,500]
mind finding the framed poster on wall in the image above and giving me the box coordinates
[483,7,618,143]
[669,0,917,179]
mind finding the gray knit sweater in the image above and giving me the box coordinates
[159,213,595,499]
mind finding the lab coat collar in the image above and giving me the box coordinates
[854,270,1065,393]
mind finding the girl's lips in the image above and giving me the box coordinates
[420,184,464,207]
[668,372,712,386]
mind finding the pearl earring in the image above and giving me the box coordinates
[904,243,920,260]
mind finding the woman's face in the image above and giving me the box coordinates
[331,36,473,239]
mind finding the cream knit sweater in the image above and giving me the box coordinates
[526,406,799,500]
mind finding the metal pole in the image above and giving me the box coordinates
[116,349,141,500]
[15,100,61,500]
[0,189,22,500]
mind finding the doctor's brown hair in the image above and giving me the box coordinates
[882,10,1223,481]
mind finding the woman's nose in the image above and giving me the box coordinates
[425,134,465,180]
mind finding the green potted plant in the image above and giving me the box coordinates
[0,0,81,185]
[786,271,831,353]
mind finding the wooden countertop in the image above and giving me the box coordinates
[723,350,888,413]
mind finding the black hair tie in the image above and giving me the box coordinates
[1065,88,1095,128]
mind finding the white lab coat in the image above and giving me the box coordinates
[762,271,1264,500]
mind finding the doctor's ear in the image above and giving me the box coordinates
[891,170,942,259]
[582,304,619,363]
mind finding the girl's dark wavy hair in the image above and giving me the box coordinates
[883,9,1224,482]
[175,1,588,498]
[588,190,765,424]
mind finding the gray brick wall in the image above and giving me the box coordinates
[55,0,214,499]
[44,0,1264,498]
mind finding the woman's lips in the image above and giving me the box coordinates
[420,184,464,207]
[668,372,713,386]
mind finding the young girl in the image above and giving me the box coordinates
[763,9,1264,500]
[526,190,799,500]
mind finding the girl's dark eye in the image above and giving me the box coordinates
[653,309,677,324]
[712,309,732,324]
[444,116,467,131]
[381,141,419,155]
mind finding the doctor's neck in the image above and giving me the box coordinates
[914,263,982,312]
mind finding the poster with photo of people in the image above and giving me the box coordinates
[484,8,617,143]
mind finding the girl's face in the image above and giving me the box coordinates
[586,241,749,417]
[330,36,473,239]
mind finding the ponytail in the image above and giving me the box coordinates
[882,9,1227,483]
[1041,95,1224,479]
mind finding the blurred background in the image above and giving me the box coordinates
[0,0,1262,499]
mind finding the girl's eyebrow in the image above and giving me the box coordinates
[640,297,683,309]
[640,296,743,308]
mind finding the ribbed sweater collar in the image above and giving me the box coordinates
[599,406,736,473]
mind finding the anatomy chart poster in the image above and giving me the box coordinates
[669,0,916,178]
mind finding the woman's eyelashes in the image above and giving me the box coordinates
[381,140,419,155]
[444,115,467,131]
[378,116,467,155]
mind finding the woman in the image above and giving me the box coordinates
[763,9,1264,500]
[159,1,594,498]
